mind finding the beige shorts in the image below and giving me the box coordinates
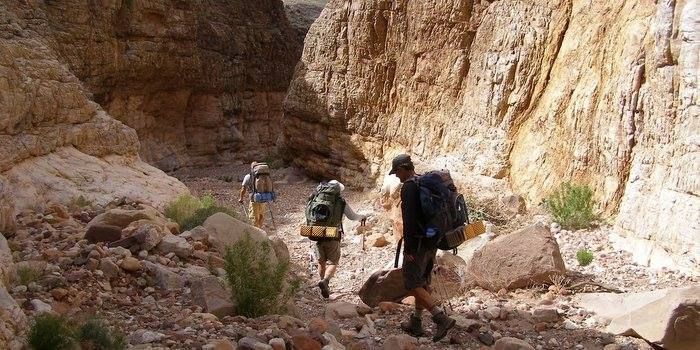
[315,240,341,265]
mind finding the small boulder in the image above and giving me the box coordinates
[383,334,416,350]
[142,261,185,291]
[99,258,120,279]
[239,337,272,350]
[292,334,322,350]
[189,226,210,242]
[269,338,286,350]
[191,276,235,318]
[369,234,388,248]
[203,339,237,350]
[128,329,165,345]
[324,301,359,320]
[494,337,535,350]
[123,221,169,251]
[532,308,559,323]
[87,206,177,233]
[84,224,122,243]
[30,299,52,314]
[467,223,566,291]
[157,234,193,258]
[120,257,141,272]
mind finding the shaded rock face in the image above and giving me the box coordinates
[33,0,300,171]
[0,1,188,212]
[283,0,699,270]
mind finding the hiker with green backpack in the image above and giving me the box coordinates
[389,154,467,342]
[304,180,367,298]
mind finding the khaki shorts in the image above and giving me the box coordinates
[315,240,341,265]
[249,202,266,224]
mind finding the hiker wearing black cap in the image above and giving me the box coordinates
[389,154,456,342]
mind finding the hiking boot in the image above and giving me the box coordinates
[400,315,425,337]
[432,312,456,342]
[317,280,330,299]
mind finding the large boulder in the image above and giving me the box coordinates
[88,206,178,234]
[0,179,16,236]
[358,269,409,307]
[467,224,566,291]
[0,281,26,349]
[203,213,277,263]
[191,276,236,319]
[579,286,700,350]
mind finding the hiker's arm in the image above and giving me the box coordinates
[239,175,249,203]
[343,203,366,222]
[401,181,421,254]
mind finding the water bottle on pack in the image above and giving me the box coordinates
[426,227,437,238]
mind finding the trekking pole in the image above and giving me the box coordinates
[435,270,455,315]
[267,204,277,230]
[239,202,250,223]
[360,219,366,274]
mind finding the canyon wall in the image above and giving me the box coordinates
[283,0,699,271]
[34,0,300,171]
[0,1,188,213]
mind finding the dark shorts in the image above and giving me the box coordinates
[402,247,438,290]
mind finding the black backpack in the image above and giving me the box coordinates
[394,170,469,267]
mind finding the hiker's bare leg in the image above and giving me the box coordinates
[318,261,326,279]
[324,264,337,281]
[410,287,435,311]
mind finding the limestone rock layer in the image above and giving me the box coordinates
[283,0,699,270]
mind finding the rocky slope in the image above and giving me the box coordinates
[10,0,299,172]
[0,1,187,216]
[283,0,699,271]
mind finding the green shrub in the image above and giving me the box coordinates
[165,194,237,231]
[576,249,594,266]
[164,194,202,227]
[27,314,75,350]
[545,182,598,230]
[70,195,92,209]
[181,205,236,231]
[223,234,298,317]
[16,266,42,286]
[78,318,125,350]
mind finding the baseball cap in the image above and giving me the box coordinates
[388,154,413,175]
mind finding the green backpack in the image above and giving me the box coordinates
[305,183,346,240]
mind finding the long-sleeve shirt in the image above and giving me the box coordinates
[343,202,365,221]
[400,178,431,254]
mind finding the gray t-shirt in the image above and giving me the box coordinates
[241,174,252,192]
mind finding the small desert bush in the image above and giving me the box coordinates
[28,314,125,350]
[70,195,92,209]
[16,265,42,286]
[78,318,125,350]
[27,314,75,350]
[545,182,598,230]
[165,194,234,231]
[223,234,298,317]
[576,249,594,266]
